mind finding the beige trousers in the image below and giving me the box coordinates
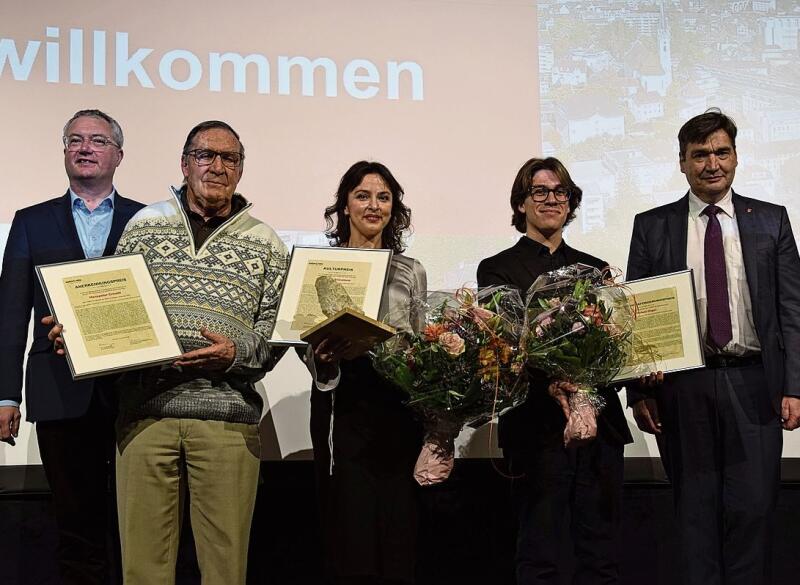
[116,417,260,585]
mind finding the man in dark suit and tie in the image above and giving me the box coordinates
[626,110,800,585]
[478,157,633,584]
[0,110,143,585]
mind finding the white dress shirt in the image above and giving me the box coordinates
[686,189,760,355]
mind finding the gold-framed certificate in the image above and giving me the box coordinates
[36,254,183,380]
[270,246,393,346]
[610,269,705,382]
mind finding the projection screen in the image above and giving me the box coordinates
[1,0,799,465]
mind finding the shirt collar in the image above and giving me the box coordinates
[69,188,116,210]
[176,185,247,222]
[688,188,733,219]
[518,235,567,256]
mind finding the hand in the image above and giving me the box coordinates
[632,398,662,435]
[0,406,21,445]
[174,328,236,371]
[638,370,664,387]
[781,396,800,431]
[313,336,352,369]
[42,315,65,356]
[547,380,579,419]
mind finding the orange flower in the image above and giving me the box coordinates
[582,304,605,327]
[581,304,598,317]
[423,323,446,341]
[498,343,513,365]
[480,364,499,382]
[479,347,495,368]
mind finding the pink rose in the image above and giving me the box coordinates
[470,306,495,321]
[438,332,466,357]
[539,315,554,328]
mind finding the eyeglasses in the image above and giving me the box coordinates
[185,149,244,169]
[63,134,119,151]
[529,186,571,202]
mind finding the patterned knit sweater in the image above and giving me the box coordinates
[114,188,288,425]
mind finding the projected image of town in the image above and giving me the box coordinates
[535,0,800,273]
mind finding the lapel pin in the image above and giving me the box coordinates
[746,208,752,213]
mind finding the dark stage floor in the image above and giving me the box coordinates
[2,460,799,585]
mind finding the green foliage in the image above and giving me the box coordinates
[525,277,633,387]
[372,287,528,426]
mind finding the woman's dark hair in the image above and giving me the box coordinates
[510,157,583,232]
[324,161,412,253]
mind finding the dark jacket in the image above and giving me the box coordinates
[0,192,144,421]
[477,236,633,453]
[626,192,800,413]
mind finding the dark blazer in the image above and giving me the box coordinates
[626,192,800,412]
[477,237,633,452]
[0,191,144,422]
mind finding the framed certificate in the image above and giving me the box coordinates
[270,246,393,346]
[608,269,705,382]
[36,254,183,380]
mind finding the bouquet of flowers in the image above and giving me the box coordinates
[523,264,634,446]
[372,286,528,485]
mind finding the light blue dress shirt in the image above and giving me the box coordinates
[70,189,116,258]
[0,190,116,410]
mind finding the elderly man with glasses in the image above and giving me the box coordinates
[0,109,143,585]
[67,119,289,585]
[477,157,632,585]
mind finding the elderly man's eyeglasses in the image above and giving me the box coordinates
[185,149,244,169]
[63,134,119,151]
[529,186,571,202]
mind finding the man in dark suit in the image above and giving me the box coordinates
[0,109,144,585]
[478,157,632,585]
[626,110,800,585]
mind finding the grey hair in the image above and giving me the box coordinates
[63,109,124,148]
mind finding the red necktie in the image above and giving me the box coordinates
[703,204,732,349]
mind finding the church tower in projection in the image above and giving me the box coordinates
[658,0,673,90]
[633,1,673,97]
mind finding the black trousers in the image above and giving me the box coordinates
[509,432,624,585]
[655,363,782,585]
[35,387,119,585]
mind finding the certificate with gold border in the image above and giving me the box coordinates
[270,246,393,346]
[36,254,183,380]
[610,269,705,382]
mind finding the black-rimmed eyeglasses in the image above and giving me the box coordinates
[185,149,244,169]
[529,186,571,202]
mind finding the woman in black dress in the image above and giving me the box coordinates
[310,161,427,585]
